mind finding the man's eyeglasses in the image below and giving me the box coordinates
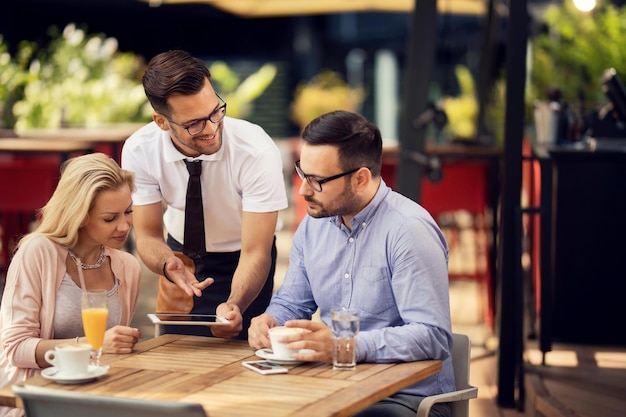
[295,160,360,192]
[165,93,227,135]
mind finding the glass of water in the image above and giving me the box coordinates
[331,307,360,371]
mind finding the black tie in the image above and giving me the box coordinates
[183,160,206,259]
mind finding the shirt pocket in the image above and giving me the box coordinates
[355,266,396,316]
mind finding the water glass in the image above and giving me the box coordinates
[331,307,359,371]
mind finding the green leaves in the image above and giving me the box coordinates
[530,2,626,111]
[1,24,150,131]
[209,61,277,119]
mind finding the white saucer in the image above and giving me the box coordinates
[255,348,315,365]
[42,364,110,384]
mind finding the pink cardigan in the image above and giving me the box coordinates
[0,235,142,387]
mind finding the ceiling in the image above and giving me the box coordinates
[140,0,487,17]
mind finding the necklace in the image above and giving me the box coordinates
[68,245,106,270]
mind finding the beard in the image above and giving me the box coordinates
[305,183,361,219]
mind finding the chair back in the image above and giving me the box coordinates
[12,384,208,417]
[452,333,472,389]
[451,333,473,417]
[415,332,478,417]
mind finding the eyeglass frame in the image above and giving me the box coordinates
[162,93,227,135]
[294,160,360,192]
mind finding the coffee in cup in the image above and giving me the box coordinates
[44,342,92,376]
[268,326,305,359]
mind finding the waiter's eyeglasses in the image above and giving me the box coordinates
[165,93,227,136]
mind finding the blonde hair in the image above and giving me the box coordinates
[18,153,135,249]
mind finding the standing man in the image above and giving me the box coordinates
[122,50,288,340]
[248,111,455,417]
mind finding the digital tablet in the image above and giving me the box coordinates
[147,313,230,326]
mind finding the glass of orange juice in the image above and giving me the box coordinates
[81,290,108,366]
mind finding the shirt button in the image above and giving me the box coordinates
[362,222,367,227]
[348,237,354,243]
[344,273,350,279]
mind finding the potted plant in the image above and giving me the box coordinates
[0,35,29,131]
[290,70,365,132]
[5,23,150,132]
[528,2,626,141]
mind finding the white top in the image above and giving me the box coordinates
[122,117,288,252]
[52,273,122,339]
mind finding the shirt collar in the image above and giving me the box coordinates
[330,178,390,231]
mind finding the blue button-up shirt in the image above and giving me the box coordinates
[267,180,456,396]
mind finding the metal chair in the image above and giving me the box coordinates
[12,384,208,417]
[416,333,478,417]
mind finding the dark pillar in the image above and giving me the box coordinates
[476,0,498,145]
[497,0,528,409]
[395,0,438,201]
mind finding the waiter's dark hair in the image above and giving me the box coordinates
[142,49,212,116]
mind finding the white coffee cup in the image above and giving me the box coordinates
[268,326,306,359]
[44,342,92,376]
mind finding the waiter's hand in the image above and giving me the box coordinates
[163,256,213,297]
[211,302,243,339]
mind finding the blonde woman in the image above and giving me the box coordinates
[0,153,142,395]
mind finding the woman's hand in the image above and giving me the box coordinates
[102,325,143,354]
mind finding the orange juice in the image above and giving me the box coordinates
[82,308,108,350]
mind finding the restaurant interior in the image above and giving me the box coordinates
[1,1,626,416]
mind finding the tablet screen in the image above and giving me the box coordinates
[147,313,229,326]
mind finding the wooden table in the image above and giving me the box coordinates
[0,335,442,417]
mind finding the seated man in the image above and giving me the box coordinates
[248,110,456,417]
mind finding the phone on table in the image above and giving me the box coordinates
[242,360,288,375]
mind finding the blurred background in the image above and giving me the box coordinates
[3,1,626,413]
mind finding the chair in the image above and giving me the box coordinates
[416,333,478,417]
[12,384,208,417]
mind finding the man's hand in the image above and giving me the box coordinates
[163,256,213,297]
[211,302,243,339]
[284,320,334,364]
[247,314,279,349]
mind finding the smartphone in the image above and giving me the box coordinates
[147,313,230,326]
[242,360,288,375]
